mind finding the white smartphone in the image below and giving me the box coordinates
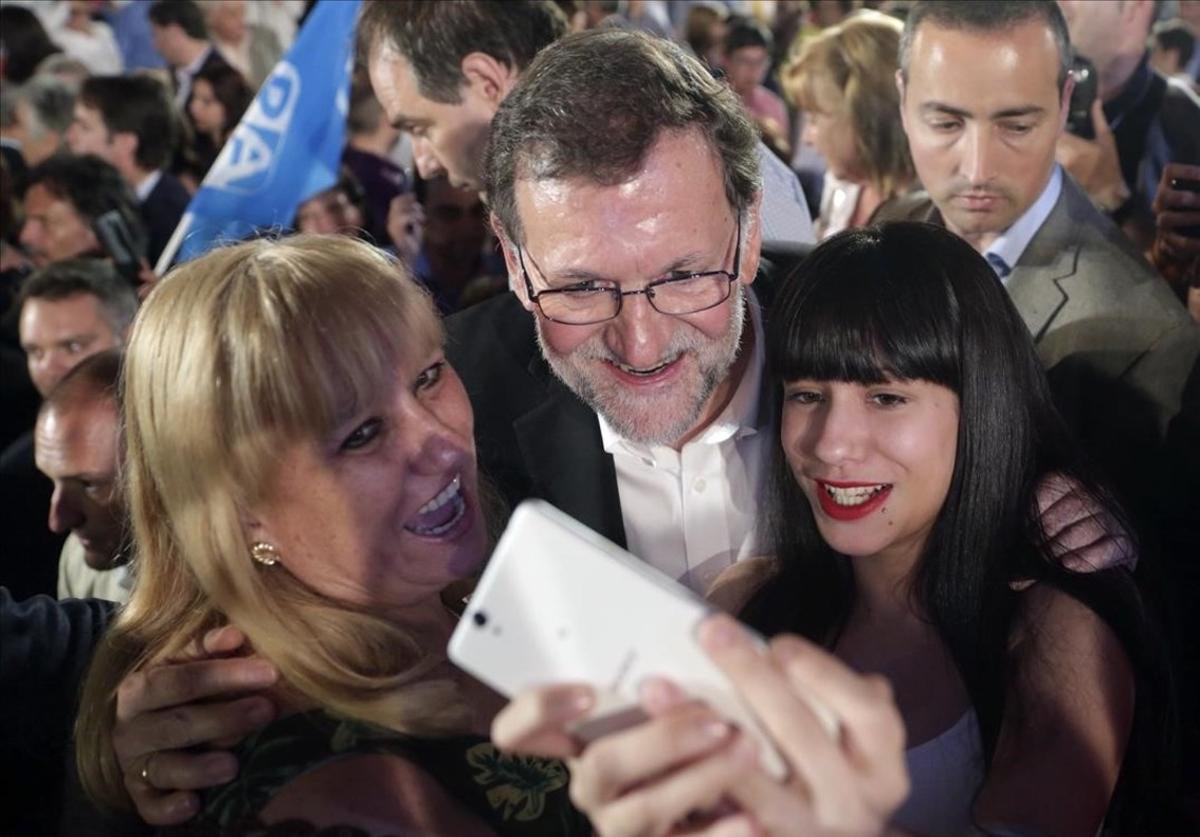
[448,499,838,781]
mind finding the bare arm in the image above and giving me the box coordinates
[974,585,1135,835]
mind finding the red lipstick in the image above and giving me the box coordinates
[814,480,893,522]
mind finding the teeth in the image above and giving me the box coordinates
[614,358,672,376]
[824,484,888,506]
[406,476,466,537]
[417,475,460,515]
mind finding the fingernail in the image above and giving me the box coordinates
[247,660,277,683]
[170,794,199,818]
[639,676,685,711]
[246,697,274,724]
[554,686,594,716]
[700,719,732,742]
[203,752,238,782]
[701,615,745,650]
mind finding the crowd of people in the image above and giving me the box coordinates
[2,1,1199,835]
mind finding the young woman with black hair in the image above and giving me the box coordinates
[495,222,1175,836]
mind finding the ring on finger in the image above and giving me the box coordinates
[140,753,155,786]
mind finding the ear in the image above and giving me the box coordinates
[738,191,765,287]
[460,52,520,113]
[895,69,910,132]
[111,131,139,164]
[491,213,535,310]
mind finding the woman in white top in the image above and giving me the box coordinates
[494,223,1175,836]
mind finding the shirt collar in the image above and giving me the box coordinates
[983,165,1062,281]
[598,287,767,460]
[134,169,162,202]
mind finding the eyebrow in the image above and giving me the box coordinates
[533,250,711,286]
[920,101,1047,120]
[389,115,429,132]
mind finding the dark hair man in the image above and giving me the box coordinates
[2,260,136,603]
[356,0,814,245]
[885,0,1198,549]
[17,259,137,398]
[66,75,191,265]
[1056,0,1200,244]
[35,350,131,602]
[148,0,230,109]
[19,153,148,272]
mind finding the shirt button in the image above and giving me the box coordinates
[693,478,706,493]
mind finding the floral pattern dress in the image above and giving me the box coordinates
[173,709,591,836]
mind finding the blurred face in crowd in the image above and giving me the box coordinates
[506,129,762,448]
[20,293,124,397]
[19,184,101,268]
[36,397,128,570]
[898,18,1070,251]
[368,45,516,193]
[424,177,487,254]
[149,22,191,68]
[724,44,771,98]
[801,75,863,183]
[295,186,365,235]
[189,79,227,138]
[207,0,247,45]
[66,102,114,161]
[1058,0,1154,99]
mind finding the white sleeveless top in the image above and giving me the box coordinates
[892,711,984,836]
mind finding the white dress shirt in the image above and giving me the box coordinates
[598,294,773,594]
[984,165,1063,281]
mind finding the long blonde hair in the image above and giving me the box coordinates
[783,11,913,199]
[77,235,467,809]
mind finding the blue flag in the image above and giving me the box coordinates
[166,0,361,268]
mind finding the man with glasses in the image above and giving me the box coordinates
[446,28,780,595]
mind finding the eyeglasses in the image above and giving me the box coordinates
[516,217,742,326]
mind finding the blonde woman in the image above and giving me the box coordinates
[784,11,917,238]
[75,235,587,835]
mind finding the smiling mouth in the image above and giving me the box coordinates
[606,355,680,378]
[404,475,466,537]
[822,483,891,507]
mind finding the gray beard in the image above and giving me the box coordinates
[535,286,748,447]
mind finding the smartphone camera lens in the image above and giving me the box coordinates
[473,611,488,627]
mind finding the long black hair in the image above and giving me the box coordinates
[741,222,1176,828]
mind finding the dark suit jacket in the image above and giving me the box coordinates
[444,251,802,548]
[140,170,191,266]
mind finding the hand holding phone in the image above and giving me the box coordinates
[450,501,839,781]
[1151,163,1200,283]
[493,614,911,837]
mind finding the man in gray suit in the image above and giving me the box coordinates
[880,1,1197,496]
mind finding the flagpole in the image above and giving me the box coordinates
[155,211,194,276]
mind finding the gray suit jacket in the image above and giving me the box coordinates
[878,175,1199,437]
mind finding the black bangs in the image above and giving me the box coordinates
[767,224,963,391]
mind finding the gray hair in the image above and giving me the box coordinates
[12,75,76,140]
[486,28,762,243]
[899,1,1071,93]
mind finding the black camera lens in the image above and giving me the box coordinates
[473,611,488,627]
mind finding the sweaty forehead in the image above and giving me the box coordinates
[35,401,119,470]
[906,21,1061,102]
[513,130,734,265]
[21,295,110,340]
